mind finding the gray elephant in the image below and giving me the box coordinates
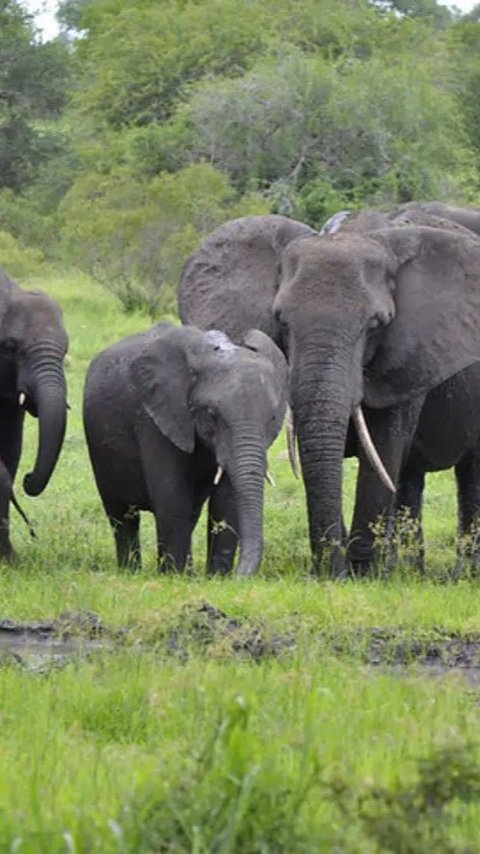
[179,215,480,575]
[83,323,288,576]
[0,458,36,562]
[327,206,480,569]
[0,267,68,560]
[400,202,480,236]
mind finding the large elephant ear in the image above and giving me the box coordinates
[131,328,195,453]
[364,226,480,408]
[178,215,316,344]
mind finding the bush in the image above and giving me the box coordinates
[59,163,266,316]
[0,230,45,281]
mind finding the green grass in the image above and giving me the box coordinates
[2,268,480,851]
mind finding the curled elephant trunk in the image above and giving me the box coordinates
[23,348,67,497]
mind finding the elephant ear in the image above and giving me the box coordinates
[131,328,195,453]
[178,215,316,344]
[364,226,480,408]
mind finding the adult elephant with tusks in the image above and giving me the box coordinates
[83,323,287,576]
[0,267,68,561]
[274,225,480,575]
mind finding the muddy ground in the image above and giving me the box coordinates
[2,602,480,683]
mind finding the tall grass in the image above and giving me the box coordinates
[0,268,478,850]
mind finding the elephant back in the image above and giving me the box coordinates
[178,215,315,344]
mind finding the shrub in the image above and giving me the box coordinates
[0,230,45,281]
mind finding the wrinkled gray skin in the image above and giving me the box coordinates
[83,323,287,576]
[0,458,35,562]
[275,225,480,573]
[0,268,68,561]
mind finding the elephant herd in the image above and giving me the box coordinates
[2,201,480,577]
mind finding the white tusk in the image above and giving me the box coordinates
[265,470,276,487]
[286,404,299,479]
[352,405,396,493]
[18,392,26,407]
[214,465,224,486]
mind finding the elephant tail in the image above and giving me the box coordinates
[11,491,36,540]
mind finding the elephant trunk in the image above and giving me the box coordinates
[23,345,67,497]
[293,340,356,573]
[228,425,266,577]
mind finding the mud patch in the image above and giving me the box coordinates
[162,601,295,661]
[0,611,109,673]
[332,627,480,684]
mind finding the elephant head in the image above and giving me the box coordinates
[0,269,68,496]
[132,324,288,576]
[273,225,480,567]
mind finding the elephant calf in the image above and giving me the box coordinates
[83,323,288,575]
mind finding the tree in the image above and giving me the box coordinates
[0,0,71,190]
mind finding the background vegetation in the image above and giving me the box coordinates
[1,0,480,312]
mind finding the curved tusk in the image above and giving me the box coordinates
[286,404,299,479]
[18,392,26,407]
[352,405,396,493]
[214,465,224,486]
[265,470,276,487]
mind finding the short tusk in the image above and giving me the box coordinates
[352,405,396,493]
[265,470,276,487]
[18,392,26,407]
[214,465,224,486]
[286,404,299,479]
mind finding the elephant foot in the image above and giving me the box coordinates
[311,545,349,581]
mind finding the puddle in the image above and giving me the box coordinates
[0,611,109,673]
[338,627,480,686]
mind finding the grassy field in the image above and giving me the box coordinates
[2,270,480,851]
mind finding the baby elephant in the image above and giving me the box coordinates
[0,458,36,562]
[83,323,288,576]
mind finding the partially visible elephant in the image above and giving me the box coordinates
[325,206,480,569]
[401,202,480,236]
[178,215,316,344]
[83,323,288,576]
[0,458,35,562]
[326,203,480,238]
[0,267,69,559]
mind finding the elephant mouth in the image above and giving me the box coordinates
[17,390,38,417]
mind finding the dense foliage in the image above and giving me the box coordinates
[1,0,480,310]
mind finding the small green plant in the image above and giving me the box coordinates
[329,742,480,853]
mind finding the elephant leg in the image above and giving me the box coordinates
[154,500,202,573]
[455,447,480,570]
[105,500,141,571]
[0,403,24,479]
[0,405,24,564]
[348,400,423,575]
[207,474,239,576]
[393,463,426,571]
[0,481,13,564]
